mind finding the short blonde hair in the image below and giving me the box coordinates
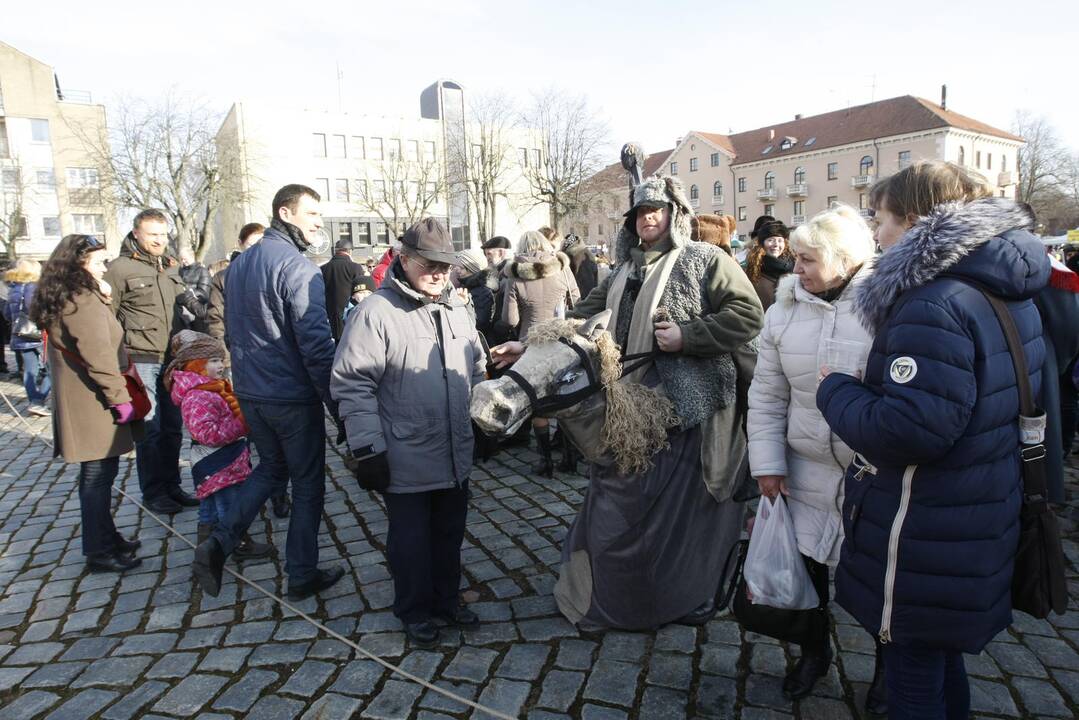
[518,230,549,256]
[789,204,875,278]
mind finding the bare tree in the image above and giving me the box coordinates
[521,89,611,232]
[1013,111,1063,211]
[445,93,518,242]
[0,163,30,259]
[69,90,248,260]
[352,146,446,238]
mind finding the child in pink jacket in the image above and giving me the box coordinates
[163,331,270,559]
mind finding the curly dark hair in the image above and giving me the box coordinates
[745,242,795,282]
[30,234,106,330]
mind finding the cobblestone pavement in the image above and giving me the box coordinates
[1,371,1078,720]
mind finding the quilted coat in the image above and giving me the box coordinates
[816,198,1049,653]
[170,369,251,499]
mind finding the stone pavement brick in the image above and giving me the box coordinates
[648,652,694,691]
[224,620,277,645]
[751,643,788,677]
[300,694,364,719]
[398,650,444,681]
[583,659,642,707]
[518,617,577,641]
[744,674,793,711]
[599,631,650,662]
[654,624,698,654]
[248,642,312,666]
[327,659,384,696]
[555,638,596,670]
[61,608,104,635]
[699,643,741,677]
[538,670,585,712]
[72,655,153,688]
[495,643,550,680]
[639,686,688,720]
[799,697,852,720]
[696,674,738,718]
[246,695,305,720]
[22,661,88,688]
[580,705,628,720]
[112,633,178,656]
[42,688,117,720]
[145,652,199,679]
[1025,634,1079,670]
[968,678,1019,716]
[3,641,64,664]
[280,660,337,698]
[0,689,60,720]
[444,646,499,683]
[475,678,531,718]
[59,636,121,662]
[1011,676,1072,717]
[986,641,1046,676]
[357,632,405,657]
[362,679,424,719]
[151,673,229,715]
[213,668,280,712]
[100,680,169,720]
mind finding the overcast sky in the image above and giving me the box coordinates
[6,0,1076,157]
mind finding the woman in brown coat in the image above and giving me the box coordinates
[31,235,143,572]
[744,220,795,311]
[502,230,580,475]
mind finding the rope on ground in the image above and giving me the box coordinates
[0,386,517,720]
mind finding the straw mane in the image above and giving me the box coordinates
[525,319,678,474]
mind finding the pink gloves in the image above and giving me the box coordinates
[110,402,136,424]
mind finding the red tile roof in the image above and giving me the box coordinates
[584,148,674,191]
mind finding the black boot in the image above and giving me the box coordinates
[233,533,272,560]
[865,639,888,715]
[783,643,833,700]
[556,432,579,473]
[196,523,214,546]
[532,426,553,477]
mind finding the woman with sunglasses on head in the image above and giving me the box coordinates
[31,234,143,572]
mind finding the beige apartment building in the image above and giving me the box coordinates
[0,41,116,259]
[213,80,549,262]
[574,95,1022,245]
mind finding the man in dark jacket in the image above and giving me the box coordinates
[103,208,204,514]
[561,234,599,300]
[207,222,263,343]
[321,238,367,342]
[480,236,514,345]
[194,184,344,601]
[178,246,211,333]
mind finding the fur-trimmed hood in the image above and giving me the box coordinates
[614,175,694,264]
[504,251,570,281]
[856,198,1049,332]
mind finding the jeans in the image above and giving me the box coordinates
[882,643,970,720]
[79,457,121,556]
[198,484,240,526]
[384,483,469,623]
[213,401,325,585]
[16,348,50,404]
[133,362,183,501]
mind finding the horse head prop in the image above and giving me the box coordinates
[470,310,678,474]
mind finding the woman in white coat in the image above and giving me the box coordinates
[747,204,883,710]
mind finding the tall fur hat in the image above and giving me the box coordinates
[615,175,695,264]
[692,214,737,256]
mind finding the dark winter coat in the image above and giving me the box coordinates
[102,233,202,362]
[816,198,1049,654]
[179,262,211,332]
[4,278,41,351]
[502,251,579,341]
[1034,286,1079,502]
[458,268,496,339]
[224,222,337,407]
[564,241,599,299]
[321,252,368,341]
[207,268,228,342]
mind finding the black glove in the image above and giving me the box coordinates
[353,451,391,492]
[335,418,346,446]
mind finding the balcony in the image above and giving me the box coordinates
[859,208,872,219]
[790,214,806,226]
[690,198,700,210]
[997,171,1014,187]
[756,187,777,201]
[786,183,808,198]
[711,194,724,207]
[851,175,874,188]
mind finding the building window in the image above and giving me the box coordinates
[975,151,981,168]
[0,119,9,159]
[1,167,18,188]
[764,172,775,190]
[859,193,868,210]
[30,119,49,143]
[827,195,838,207]
[1001,155,1007,172]
[67,167,100,188]
[689,184,699,201]
[827,162,838,180]
[737,177,746,193]
[352,179,366,199]
[72,214,105,234]
[408,180,420,200]
[10,215,27,237]
[670,161,678,175]
[335,178,349,202]
[351,136,365,159]
[375,222,389,243]
[689,157,698,172]
[793,167,805,184]
[793,200,805,216]
[520,148,529,167]
[533,149,541,167]
[373,180,386,202]
[315,178,330,199]
[598,224,605,237]
[330,134,346,159]
[387,138,402,160]
[958,147,965,166]
[337,222,353,246]
[407,140,419,162]
[738,206,747,221]
[987,153,992,170]
[42,216,60,236]
[424,141,436,162]
[859,155,874,175]
[312,133,326,158]
[713,181,723,198]
[898,151,911,170]
[356,222,371,244]
[369,137,384,161]
[764,203,774,216]
[425,182,437,200]
[36,169,55,187]
[710,152,720,167]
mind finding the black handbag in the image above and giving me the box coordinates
[718,538,827,645]
[972,285,1068,618]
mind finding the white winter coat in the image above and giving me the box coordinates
[747,267,873,564]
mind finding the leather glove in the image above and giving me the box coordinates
[335,418,347,446]
[353,451,391,491]
[110,402,136,425]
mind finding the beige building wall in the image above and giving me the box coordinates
[0,42,116,258]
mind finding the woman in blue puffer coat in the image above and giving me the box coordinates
[816,161,1049,720]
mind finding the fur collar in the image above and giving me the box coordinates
[614,175,695,264]
[505,252,569,281]
[856,198,1035,332]
[776,263,872,309]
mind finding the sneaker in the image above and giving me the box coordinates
[27,404,51,417]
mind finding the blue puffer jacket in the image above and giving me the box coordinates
[225,221,336,408]
[816,198,1049,654]
[4,281,41,351]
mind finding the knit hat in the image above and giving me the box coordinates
[455,247,488,276]
[750,215,776,239]
[162,330,226,391]
[692,214,737,255]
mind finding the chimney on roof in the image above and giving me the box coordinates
[795,114,803,120]
[675,136,682,146]
[941,84,947,111]
[768,129,775,141]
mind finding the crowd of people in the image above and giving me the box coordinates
[8,157,1077,719]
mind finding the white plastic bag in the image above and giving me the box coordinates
[743,496,820,610]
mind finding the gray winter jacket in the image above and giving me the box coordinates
[331,259,486,493]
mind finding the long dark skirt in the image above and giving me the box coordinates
[554,425,744,630]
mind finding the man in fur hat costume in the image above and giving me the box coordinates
[534,175,763,629]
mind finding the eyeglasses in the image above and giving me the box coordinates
[407,256,451,275]
[76,235,103,252]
